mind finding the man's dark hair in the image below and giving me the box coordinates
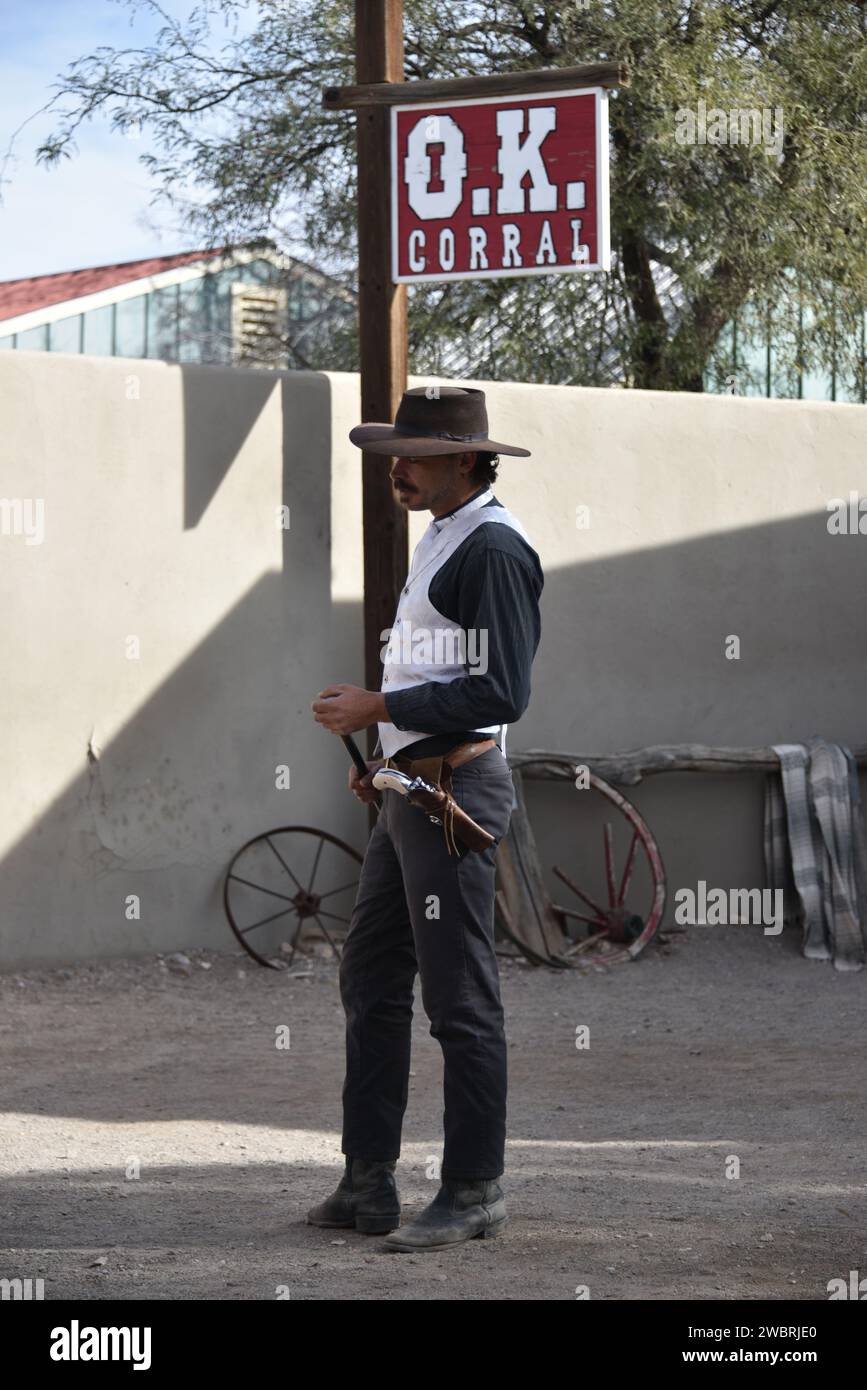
[470,450,499,486]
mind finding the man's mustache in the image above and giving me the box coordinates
[392,480,417,492]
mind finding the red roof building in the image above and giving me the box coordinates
[0,246,354,370]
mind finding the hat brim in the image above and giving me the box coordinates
[348,423,530,458]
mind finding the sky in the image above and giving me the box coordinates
[0,0,253,282]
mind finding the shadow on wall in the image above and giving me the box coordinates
[1,360,866,969]
[526,506,867,926]
[0,365,365,968]
[182,365,278,530]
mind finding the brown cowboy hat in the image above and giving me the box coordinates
[348,386,531,458]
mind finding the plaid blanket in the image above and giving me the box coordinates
[764,740,867,971]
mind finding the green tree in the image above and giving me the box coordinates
[35,0,867,391]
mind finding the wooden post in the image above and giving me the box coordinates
[355,0,407,758]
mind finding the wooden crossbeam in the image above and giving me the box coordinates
[323,60,629,110]
[510,745,867,787]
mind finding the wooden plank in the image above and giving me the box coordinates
[510,744,867,787]
[495,770,570,964]
[355,0,408,759]
[323,60,629,110]
[495,887,556,968]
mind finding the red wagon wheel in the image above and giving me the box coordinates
[223,826,363,970]
[552,769,666,964]
[510,759,666,966]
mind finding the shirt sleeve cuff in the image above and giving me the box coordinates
[384,686,427,730]
[383,683,411,728]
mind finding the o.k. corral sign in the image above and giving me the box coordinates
[391,87,610,283]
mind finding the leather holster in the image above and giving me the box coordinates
[385,740,498,855]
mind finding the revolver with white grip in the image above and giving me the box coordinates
[372,767,495,855]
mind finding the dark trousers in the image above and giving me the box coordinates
[339,746,516,1181]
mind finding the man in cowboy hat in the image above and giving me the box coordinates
[309,385,543,1251]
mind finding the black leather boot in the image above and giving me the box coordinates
[383,1178,506,1251]
[306,1157,401,1234]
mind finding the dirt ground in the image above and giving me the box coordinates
[0,923,864,1302]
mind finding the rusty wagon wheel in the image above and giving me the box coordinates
[553,766,665,964]
[223,826,363,970]
[504,758,666,967]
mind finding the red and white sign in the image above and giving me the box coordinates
[391,87,609,284]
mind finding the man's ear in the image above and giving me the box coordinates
[457,451,476,478]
